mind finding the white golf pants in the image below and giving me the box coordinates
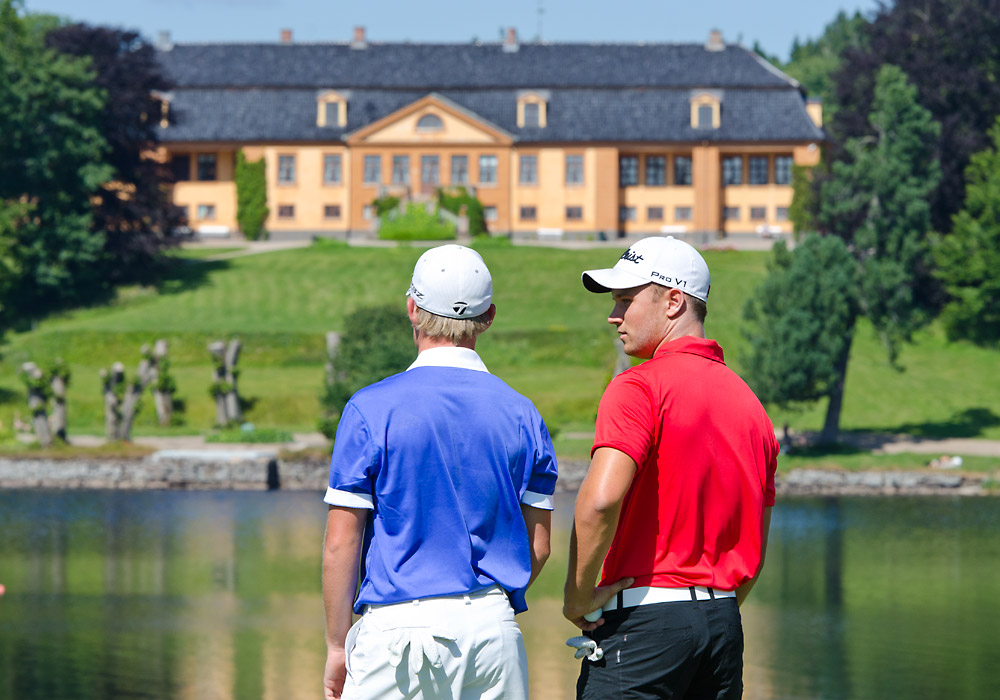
[341,585,528,700]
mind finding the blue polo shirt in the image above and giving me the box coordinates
[325,346,558,614]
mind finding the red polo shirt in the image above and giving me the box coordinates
[593,335,778,591]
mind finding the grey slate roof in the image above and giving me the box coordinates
[157,42,825,145]
[158,42,798,90]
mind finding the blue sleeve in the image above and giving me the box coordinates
[327,401,379,499]
[525,414,558,499]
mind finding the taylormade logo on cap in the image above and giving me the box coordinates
[581,236,711,301]
[407,244,493,319]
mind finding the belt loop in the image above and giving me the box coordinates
[708,587,716,600]
[689,587,697,602]
[616,590,624,611]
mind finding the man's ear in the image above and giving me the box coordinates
[406,297,420,325]
[664,288,686,318]
[485,303,496,325]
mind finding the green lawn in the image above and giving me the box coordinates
[1,242,998,448]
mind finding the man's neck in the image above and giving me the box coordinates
[414,334,477,355]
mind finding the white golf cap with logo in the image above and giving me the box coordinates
[581,236,711,302]
[407,244,493,319]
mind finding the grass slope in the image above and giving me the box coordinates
[1,242,998,452]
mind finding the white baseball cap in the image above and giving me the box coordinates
[581,236,711,301]
[407,244,493,319]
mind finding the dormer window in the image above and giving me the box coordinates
[517,91,549,128]
[416,113,444,132]
[690,90,722,130]
[317,90,348,128]
[152,90,172,128]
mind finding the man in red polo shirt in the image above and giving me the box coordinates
[563,236,778,700]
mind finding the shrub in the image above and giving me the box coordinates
[319,305,415,439]
[378,203,455,241]
[235,151,269,240]
[437,187,487,237]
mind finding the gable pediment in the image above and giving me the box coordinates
[345,94,513,146]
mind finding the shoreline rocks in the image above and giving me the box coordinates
[0,455,992,496]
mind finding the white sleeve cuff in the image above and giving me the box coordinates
[324,487,374,509]
[520,490,554,510]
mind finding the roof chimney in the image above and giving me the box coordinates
[351,26,367,50]
[705,29,724,51]
[503,27,519,53]
[280,28,293,43]
[155,30,173,51]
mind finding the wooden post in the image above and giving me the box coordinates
[48,360,69,442]
[20,362,53,447]
[208,341,229,427]
[100,363,125,440]
[224,338,242,423]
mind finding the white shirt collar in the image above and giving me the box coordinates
[407,346,490,373]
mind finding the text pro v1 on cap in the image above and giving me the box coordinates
[581,236,711,301]
[407,244,493,319]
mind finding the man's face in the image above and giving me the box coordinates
[608,284,670,359]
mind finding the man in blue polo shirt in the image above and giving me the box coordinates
[322,244,558,700]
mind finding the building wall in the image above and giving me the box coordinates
[163,121,821,239]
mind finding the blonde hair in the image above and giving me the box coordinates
[413,306,492,344]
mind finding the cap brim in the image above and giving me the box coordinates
[581,268,649,293]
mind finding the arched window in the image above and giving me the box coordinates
[416,113,443,131]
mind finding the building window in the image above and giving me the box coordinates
[645,156,666,186]
[363,155,381,185]
[675,206,692,221]
[479,155,498,185]
[566,206,583,221]
[484,206,498,222]
[324,204,341,219]
[421,155,439,185]
[749,157,769,185]
[674,156,693,186]
[362,205,373,220]
[722,156,743,186]
[723,206,740,221]
[519,155,537,185]
[170,155,191,182]
[520,206,537,221]
[648,206,664,221]
[565,155,584,185]
[392,155,410,185]
[197,154,216,181]
[325,102,341,128]
[775,156,793,185]
[619,206,637,222]
[750,206,767,220]
[619,156,639,187]
[416,113,443,131]
[451,155,468,185]
[323,154,342,185]
[523,102,540,128]
[776,207,790,221]
[196,204,215,220]
[697,104,714,129]
[278,154,296,184]
[278,204,295,219]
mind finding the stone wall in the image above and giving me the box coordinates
[0,454,989,495]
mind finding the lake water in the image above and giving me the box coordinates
[1,489,999,700]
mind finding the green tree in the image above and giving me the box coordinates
[234,150,268,240]
[743,235,857,413]
[746,65,940,444]
[932,116,1000,346]
[0,0,112,324]
[319,305,414,439]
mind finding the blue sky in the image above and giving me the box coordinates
[22,0,882,61]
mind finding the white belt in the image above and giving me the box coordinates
[602,585,736,613]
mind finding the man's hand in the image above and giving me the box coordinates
[323,647,347,700]
[563,576,634,631]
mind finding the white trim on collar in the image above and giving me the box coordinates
[407,346,490,373]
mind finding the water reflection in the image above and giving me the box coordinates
[1,491,999,699]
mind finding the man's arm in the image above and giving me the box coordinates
[521,504,551,588]
[736,506,772,607]
[563,447,637,631]
[322,505,367,700]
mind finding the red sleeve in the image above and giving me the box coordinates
[764,430,779,507]
[592,371,654,470]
